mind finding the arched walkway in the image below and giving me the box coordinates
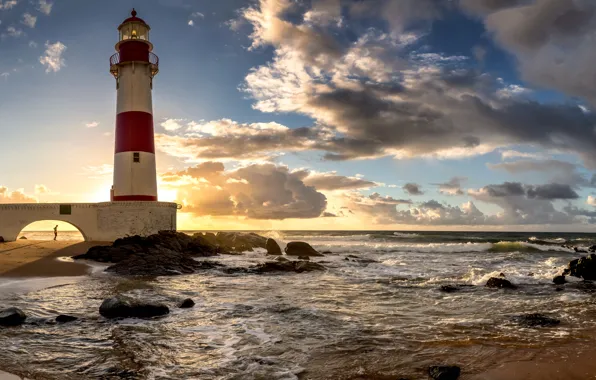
[17,220,86,241]
[0,202,177,242]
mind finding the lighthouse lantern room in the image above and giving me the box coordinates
[109,9,159,202]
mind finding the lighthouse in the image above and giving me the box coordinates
[109,9,159,202]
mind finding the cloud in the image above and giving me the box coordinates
[298,171,379,190]
[233,0,596,168]
[28,40,37,48]
[5,26,23,37]
[0,72,9,79]
[435,177,466,195]
[157,118,331,162]
[85,121,99,128]
[458,0,596,108]
[22,13,37,28]
[403,182,424,195]
[34,184,50,194]
[37,0,52,15]
[500,150,546,160]
[161,162,327,219]
[160,118,186,132]
[588,196,596,206]
[0,0,17,10]
[39,41,66,73]
[488,159,593,187]
[188,20,194,26]
[0,186,37,203]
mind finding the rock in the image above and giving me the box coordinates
[0,236,4,243]
[486,277,517,289]
[216,232,267,252]
[297,255,310,261]
[19,236,27,240]
[227,260,326,274]
[590,245,596,252]
[266,238,282,255]
[555,287,564,292]
[440,285,460,293]
[511,313,560,327]
[284,242,323,257]
[527,272,534,277]
[106,250,222,276]
[55,315,78,323]
[322,250,333,254]
[429,365,461,380]
[99,295,169,319]
[498,272,506,278]
[553,275,566,285]
[179,298,195,309]
[561,254,596,280]
[0,307,26,326]
[275,256,289,262]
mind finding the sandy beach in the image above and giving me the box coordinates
[0,241,109,278]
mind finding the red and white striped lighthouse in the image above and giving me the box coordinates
[109,9,159,202]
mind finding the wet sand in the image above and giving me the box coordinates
[0,241,109,278]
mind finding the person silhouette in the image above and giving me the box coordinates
[53,225,58,241]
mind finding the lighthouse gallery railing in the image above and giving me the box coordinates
[110,52,159,77]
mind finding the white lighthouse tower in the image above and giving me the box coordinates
[110,9,159,202]
[0,9,177,242]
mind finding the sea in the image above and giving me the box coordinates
[2,230,596,379]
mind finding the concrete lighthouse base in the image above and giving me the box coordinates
[0,202,177,242]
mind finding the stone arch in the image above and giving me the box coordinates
[16,219,89,241]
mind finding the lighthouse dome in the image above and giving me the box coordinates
[121,9,148,26]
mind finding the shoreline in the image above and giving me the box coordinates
[0,240,109,278]
[1,237,596,379]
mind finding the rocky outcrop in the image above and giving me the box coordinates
[99,295,169,319]
[0,307,26,326]
[284,242,323,257]
[56,315,78,323]
[266,238,282,255]
[511,313,560,327]
[562,254,596,280]
[105,249,222,276]
[0,236,4,243]
[179,298,195,309]
[215,232,267,252]
[429,365,461,380]
[486,277,517,289]
[553,275,566,285]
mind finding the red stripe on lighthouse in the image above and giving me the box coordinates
[115,111,155,153]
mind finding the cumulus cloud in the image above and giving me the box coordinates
[85,121,99,128]
[435,177,466,195]
[403,183,424,195]
[459,0,596,108]
[39,41,66,73]
[34,184,50,194]
[161,162,327,219]
[0,0,17,10]
[157,118,331,162]
[488,159,594,187]
[226,0,596,168]
[588,196,596,206]
[22,13,37,28]
[0,186,37,203]
[37,0,52,15]
[296,170,379,191]
[5,26,23,38]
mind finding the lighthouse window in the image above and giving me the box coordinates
[133,152,140,163]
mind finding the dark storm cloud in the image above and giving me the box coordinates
[526,183,579,200]
[301,172,379,190]
[482,182,526,197]
[403,183,424,195]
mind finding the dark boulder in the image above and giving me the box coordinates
[56,315,78,323]
[275,256,289,262]
[553,275,566,285]
[0,236,4,243]
[216,232,267,252]
[285,242,323,257]
[106,249,221,276]
[99,295,169,319]
[486,277,517,289]
[429,365,461,380]
[440,285,460,293]
[19,236,27,240]
[179,298,195,309]
[590,245,596,252]
[511,313,560,327]
[562,254,596,280]
[0,307,26,326]
[266,238,282,255]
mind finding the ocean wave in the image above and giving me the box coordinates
[392,232,421,238]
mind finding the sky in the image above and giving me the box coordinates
[2,0,596,232]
